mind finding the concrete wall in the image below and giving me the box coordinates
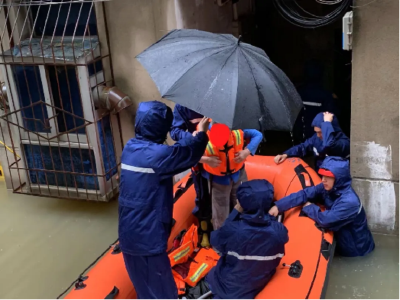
[0,0,250,188]
[175,0,233,33]
[102,0,177,144]
[103,0,242,145]
[351,0,399,235]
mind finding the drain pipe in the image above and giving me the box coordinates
[0,82,9,112]
[92,85,133,114]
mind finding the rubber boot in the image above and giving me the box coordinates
[200,221,210,248]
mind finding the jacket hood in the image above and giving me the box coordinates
[237,179,274,224]
[320,156,352,191]
[135,101,173,144]
[311,112,342,132]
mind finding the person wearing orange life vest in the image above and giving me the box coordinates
[195,121,263,230]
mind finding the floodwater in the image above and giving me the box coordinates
[325,233,399,299]
[0,180,398,299]
[0,181,119,299]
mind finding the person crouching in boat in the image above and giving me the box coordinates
[274,112,350,172]
[206,179,289,299]
[199,122,263,230]
[118,101,210,299]
[269,156,375,257]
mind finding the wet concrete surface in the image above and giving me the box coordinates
[0,180,398,299]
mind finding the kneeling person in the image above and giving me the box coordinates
[269,156,375,257]
[206,180,289,299]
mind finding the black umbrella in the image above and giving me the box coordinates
[136,29,302,131]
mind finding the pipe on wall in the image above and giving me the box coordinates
[92,85,133,114]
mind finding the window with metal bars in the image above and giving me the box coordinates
[11,65,49,133]
[47,65,85,135]
[31,1,97,37]
[0,0,120,200]
[24,144,99,190]
[8,63,113,191]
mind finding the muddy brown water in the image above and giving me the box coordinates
[0,178,398,299]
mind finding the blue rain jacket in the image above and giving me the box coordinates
[169,104,207,216]
[206,180,289,299]
[284,112,350,171]
[275,157,375,257]
[118,101,208,256]
[170,104,204,141]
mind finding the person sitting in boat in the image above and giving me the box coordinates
[274,112,350,172]
[199,121,263,230]
[206,179,289,299]
[118,100,210,299]
[269,156,375,257]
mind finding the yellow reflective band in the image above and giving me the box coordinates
[207,142,215,155]
[233,130,241,145]
[189,263,208,283]
[173,246,191,262]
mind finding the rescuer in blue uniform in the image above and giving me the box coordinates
[206,180,289,299]
[269,157,375,257]
[118,101,210,299]
[274,112,350,172]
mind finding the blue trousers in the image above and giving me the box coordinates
[122,252,177,299]
[205,277,218,299]
[192,168,202,215]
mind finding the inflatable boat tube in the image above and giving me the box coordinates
[61,156,335,299]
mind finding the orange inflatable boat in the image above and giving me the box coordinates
[60,156,335,299]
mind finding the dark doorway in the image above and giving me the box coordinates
[251,0,352,159]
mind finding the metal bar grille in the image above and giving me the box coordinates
[1,1,111,6]
[0,0,122,201]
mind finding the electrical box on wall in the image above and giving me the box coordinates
[342,11,353,50]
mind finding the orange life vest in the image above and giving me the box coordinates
[173,271,187,295]
[203,129,245,176]
[168,224,220,294]
[172,248,220,288]
[169,224,198,268]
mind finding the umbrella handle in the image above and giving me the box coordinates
[237,35,242,45]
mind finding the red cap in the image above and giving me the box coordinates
[318,168,335,178]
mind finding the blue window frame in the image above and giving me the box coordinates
[24,144,99,190]
[47,65,85,134]
[11,65,50,133]
[98,114,117,181]
[87,60,103,77]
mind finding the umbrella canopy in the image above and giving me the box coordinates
[136,29,302,131]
